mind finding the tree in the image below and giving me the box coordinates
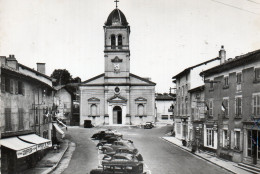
[51,69,72,86]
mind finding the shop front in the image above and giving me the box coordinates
[243,123,260,167]
[0,135,52,174]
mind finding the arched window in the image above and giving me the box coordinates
[111,35,116,49]
[138,104,144,116]
[91,104,97,116]
[118,35,122,49]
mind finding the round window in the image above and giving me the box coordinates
[115,87,120,93]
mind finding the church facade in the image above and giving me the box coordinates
[79,8,156,126]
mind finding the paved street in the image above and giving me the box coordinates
[60,125,231,174]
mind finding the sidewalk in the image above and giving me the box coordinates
[25,139,70,174]
[162,136,251,174]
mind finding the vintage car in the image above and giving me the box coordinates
[91,129,123,140]
[144,122,154,129]
[101,140,137,154]
[104,149,143,162]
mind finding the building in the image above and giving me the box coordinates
[54,85,73,125]
[188,85,205,148]
[172,51,221,142]
[79,7,156,126]
[200,48,260,164]
[155,93,175,123]
[0,55,54,173]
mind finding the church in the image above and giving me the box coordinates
[79,5,156,126]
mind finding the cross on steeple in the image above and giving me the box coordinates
[114,0,119,8]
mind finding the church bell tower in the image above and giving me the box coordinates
[104,6,130,81]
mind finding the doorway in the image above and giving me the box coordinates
[113,106,122,124]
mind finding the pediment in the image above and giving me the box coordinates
[107,95,127,103]
[135,97,147,101]
[111,56,122,63]
[88,97,100,102]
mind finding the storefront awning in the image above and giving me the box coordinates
[53,123,65,138]
[0,137,37,158]
[18,134,52,150]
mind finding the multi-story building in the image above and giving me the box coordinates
[172,49,221,143]
[54,85,73,125]
[188,85,205,146]
[200,48,260,165]
[0,55,54,173]
[155,93,175,123]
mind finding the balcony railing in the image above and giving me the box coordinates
[105,45,129,51]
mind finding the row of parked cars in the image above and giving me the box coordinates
[90,129,145,174]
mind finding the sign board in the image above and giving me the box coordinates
[16,146,37,158]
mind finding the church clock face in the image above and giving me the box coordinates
[114,63,120,73]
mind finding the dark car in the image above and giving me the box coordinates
[101,140,137,154]
[92,129,122,140]
[105,148,143,162]
[144,122,153,129]
[84,120,94,128]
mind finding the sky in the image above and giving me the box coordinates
[0,0,260,93]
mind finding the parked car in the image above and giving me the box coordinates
[102,154,143,172]
[84,120,94,128]
[105,148,143,162]
[101,140,137,154]
[92,129,122,140]
[144,122,153,129]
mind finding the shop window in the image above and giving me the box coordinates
[253,94,260,116]
[91,104,97,116]
[118,35,122,49]
[5,108,12,131]
[18,108,24,130]
[111,35,116,49]
[234,131,240,150]
[206,128,214,147]
[138,104,144,116]
[235,96,242,116]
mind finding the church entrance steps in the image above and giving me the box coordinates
[236,163,260,174]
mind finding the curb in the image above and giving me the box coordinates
[161,137,236,174]
[42,140,70,174]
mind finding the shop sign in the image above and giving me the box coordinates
[16,145,37,158]
[37,141,52,150]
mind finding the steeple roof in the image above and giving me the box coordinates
[105,8,128,26]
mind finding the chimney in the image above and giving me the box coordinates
[6,55,18,70]
[37,63,46,74]
[219,45,226,64]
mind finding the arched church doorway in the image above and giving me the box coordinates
[113,106,122,124]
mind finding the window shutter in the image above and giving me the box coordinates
[1,76,5,92]
[5,108,11,131]
[21,82,25,95]
[219,129,223,147]
[230,130,234,149]
[15,80,18,94]
[10,79,13,94]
